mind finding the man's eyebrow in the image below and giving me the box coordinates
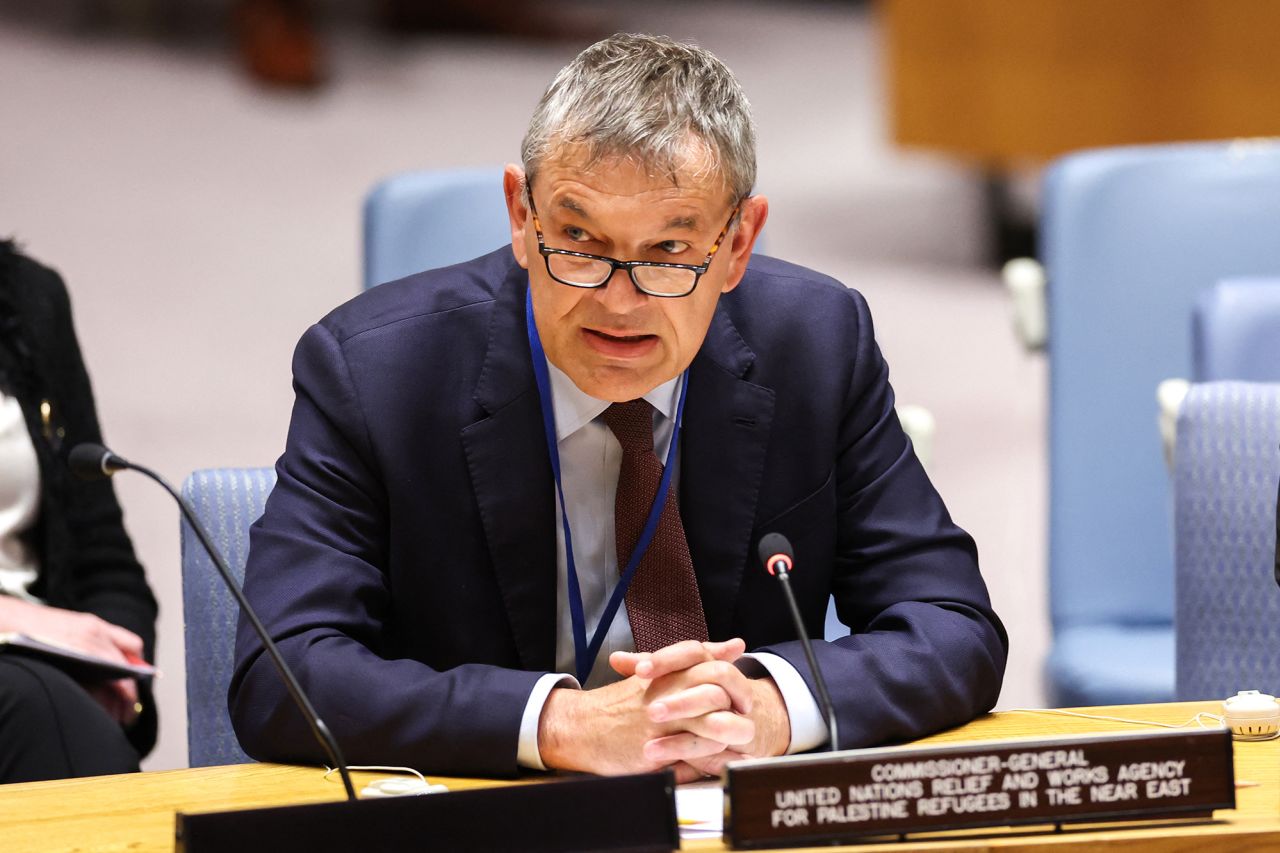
[557,196,589,218]
[554,197,701,231]
[663,214,700,231]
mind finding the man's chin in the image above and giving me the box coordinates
[567,362,671,403]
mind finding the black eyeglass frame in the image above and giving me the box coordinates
[526,191,741,298]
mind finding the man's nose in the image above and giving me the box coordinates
[594,267,648,311]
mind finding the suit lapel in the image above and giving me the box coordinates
[460,266,558,672]
[680,304,775,640]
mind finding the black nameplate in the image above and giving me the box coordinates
[725,728,1234,849]
[176,770,677,853]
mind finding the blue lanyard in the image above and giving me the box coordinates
[525,287,689,683]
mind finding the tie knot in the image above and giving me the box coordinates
[603,399,655,453]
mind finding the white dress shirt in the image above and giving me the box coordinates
[516,361,827,769]
[0,392,41,602]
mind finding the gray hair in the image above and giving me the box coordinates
[521,33,756,204]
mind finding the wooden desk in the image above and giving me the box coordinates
[1,702,1274,852]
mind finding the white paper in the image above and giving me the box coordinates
[676,780,724,839]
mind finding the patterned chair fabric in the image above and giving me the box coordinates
[181,466,276,767]
[1174,382,1280,701]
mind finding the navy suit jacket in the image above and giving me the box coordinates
[229,249,1007,777]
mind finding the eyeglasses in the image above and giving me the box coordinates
[527,193,740,298]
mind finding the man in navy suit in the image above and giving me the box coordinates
[230,34,1007,780]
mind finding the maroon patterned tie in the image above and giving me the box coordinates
[603,399,709,652]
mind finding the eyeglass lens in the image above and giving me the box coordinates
[547,254,696,295]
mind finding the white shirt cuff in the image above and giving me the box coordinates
[517,672,580,770]
[738,652,830,753]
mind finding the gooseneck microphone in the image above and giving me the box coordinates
[757,532,839,751]
[69,443,357,801]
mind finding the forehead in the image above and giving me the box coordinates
[534,147,732,222]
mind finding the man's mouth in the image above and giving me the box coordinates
[591,329,648,342]
[582,327,659,357]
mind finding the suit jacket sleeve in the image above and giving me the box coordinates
[228,320,544,778]
[755,286,1007,749]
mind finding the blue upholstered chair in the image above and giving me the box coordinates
[1194,278,1280,382]
[1174,382,1280,701]
[1041,140,1280,706]
[181,466,276,767]
[362,167,511,289]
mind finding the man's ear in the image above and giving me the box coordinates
[503,164,530,269]
[721,194,769,293]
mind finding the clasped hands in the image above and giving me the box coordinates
[537,638,790,783]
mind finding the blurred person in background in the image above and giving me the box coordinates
[232,0,604,88]
[0,240,158,784]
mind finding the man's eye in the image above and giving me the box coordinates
[656,240,690,254]
[564,226,591,242]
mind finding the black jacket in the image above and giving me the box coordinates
[0,241,158,756]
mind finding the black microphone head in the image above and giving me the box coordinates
[68,443,120,481]
[757,532,794,575]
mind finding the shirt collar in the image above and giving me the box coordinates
[546,360,682,443]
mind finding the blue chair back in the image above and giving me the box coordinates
[1042,139,1280,705]
[1194,278,1280,382]
[181,466,276,767]
[362,167,511,289]
[1174,382,1280,700]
